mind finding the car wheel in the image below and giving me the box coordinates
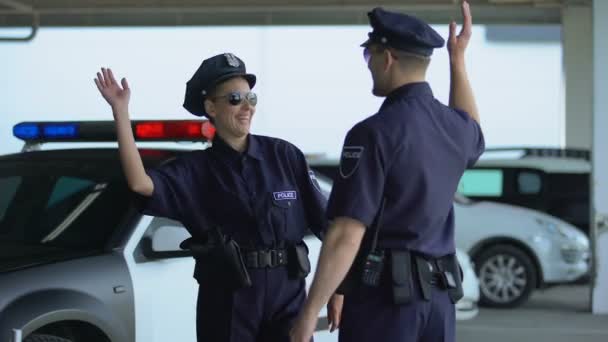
[24,334,73,342]
[474,244,537,308]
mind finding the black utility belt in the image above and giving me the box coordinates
[184,236,312,291]
[243,248,288,268]
[338,249,464,305]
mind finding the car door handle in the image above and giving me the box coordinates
[113,286,126,294]
[596,213,608,233]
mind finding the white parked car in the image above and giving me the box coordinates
[454,194,589,308]
[308,157,590,309]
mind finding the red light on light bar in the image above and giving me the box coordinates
[135,121,205,140]
[201,121,216,140]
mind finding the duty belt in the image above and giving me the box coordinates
[243,249,288,268]
[415,255,456,290]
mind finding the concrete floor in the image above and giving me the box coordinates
[456,285,608,342]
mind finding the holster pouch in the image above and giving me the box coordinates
[390,250,413,305]
[414,255,433,301]
[437,254,464,303]
[221,238,253,290]
[184,235,252,291]
[288,242,311,279]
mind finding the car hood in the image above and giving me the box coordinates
[459,201,588,246]
[0,241,98,273]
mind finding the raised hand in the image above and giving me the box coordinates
[94,67,131,117]
[448,1,472,60]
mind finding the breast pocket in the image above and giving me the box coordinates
[268,191,299,242]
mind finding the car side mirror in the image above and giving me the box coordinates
[141,224,193,259]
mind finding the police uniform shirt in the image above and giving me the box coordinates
[138,134,327,248]
[327,82,484,257]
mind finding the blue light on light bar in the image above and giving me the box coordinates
[13,123,40,140]
[43,124,78,139]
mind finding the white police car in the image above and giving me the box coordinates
[0,120,480,342]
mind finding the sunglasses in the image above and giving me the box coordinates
[212,91,258,106]
[363,47,372,64]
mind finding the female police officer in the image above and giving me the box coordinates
[94,53,340,341]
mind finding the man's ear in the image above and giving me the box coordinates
[383,49,396,73]
[204,99,216,119]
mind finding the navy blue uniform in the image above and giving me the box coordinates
[326,8,485,342]
[139,134,327,341]
[329,82,484,342]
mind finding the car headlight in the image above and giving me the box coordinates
[560,245,586,264]
[535,218,570,239]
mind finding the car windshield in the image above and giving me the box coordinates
[0,160,132,254]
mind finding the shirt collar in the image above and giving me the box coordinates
[380,82,434,110]
[246,135,264,161]
[210,134,264,162]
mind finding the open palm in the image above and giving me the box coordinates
[94,67,131,113]
[448,1,472,57]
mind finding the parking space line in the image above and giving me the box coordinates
[459,326,608,335]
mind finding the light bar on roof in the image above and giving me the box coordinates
[13,120,215,142]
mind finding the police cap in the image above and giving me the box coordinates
[183,53,256,117]
[361,7,444,57]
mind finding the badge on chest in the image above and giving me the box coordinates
[273,191,297,201]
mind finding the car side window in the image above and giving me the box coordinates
[458,169,503,196]
[37,177,99,242]
[36,176,131,249]
[0,176,21,222]
[46,177,96,209]
[517,171,542,195]
[0,161,132,251]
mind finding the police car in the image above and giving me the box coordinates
[308,156,590,308]
[0,120,480,342]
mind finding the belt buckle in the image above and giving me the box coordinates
[255,250,269,268]
[269,249,278,267]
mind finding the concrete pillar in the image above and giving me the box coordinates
[592,0,608,315]
[562,6,592,149]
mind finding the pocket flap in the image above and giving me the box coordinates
[391,250,412,286]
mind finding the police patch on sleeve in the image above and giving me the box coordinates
[308,170,322,193]
[339,146,364,179]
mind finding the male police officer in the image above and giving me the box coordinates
[95,53,339,341]
[291,2,483,342]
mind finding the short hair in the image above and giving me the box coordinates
[370,43,430,70]
[389,48,431,70]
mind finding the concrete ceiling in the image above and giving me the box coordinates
[0,0,591,29]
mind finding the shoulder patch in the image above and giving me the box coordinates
[339,146,364,179]
[308,170,322,192]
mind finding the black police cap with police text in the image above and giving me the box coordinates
[183,53,257,117]
[361,7,444,57]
